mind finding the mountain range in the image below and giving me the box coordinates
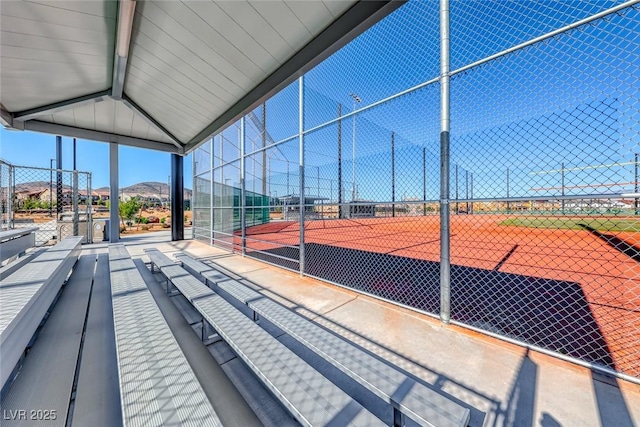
[16,181,192,198]
[95,182,192,198]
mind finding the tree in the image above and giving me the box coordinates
[119,197,142,229]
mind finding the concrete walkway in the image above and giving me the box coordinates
[117,231,640,427]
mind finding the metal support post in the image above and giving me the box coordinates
[465,170,469,213]
[337,103,343,218]
[7,165,13,229]
[470,173,474,214]
[56,136,63,216]
[393,407,406,427]
[455,163,458,214]
[391,131,396,217]
[561,162,565,214]
[210,139,214,245]
[87,173,93,243]
[506,168,510,212]
[109,142,119,242]
[423,147,427,216]
[170,154,184,241]
[439,0,451,324]
[73,137,79,237]
[298,76,305,277]
[73,171,79,237]
[49,159,54,217]
[635,153,638,215]
[240,117,246,255]
[262,103,267,196]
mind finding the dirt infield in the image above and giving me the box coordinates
[239,214,640,377]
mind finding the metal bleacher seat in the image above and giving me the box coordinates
[0,236,82,391]
[146,248,384,427]
[175,252,471,427]
[108,244,221,427]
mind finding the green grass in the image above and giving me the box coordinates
[499,217,640,232]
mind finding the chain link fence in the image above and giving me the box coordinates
[1,160,94,245]
[193,2,640,380]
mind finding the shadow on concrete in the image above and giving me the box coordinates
[247,242,616,372]
[199,252,491,425]
[578,224,640,262]
[540,412,562,427]
[591,372,635,427]
[499,350,537,427]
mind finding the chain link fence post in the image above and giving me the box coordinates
[439,0,451,324]
[73,170,79,237]
[87,173,93,244]
[240,117,247,256]
[299,75,306,277]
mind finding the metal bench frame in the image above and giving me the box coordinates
[176,252,471,427]
[146,248,384,427]
[0,227,38,264]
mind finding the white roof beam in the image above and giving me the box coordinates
[22,120,182,154]
[112,0,136,99]
[121,95,183,149]
[12,90,112,121]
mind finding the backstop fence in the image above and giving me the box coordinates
[0,159,94,245]
[193,1,640,381]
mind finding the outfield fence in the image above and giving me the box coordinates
[193,1,640,381]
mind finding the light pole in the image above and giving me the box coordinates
[350,93,361,201]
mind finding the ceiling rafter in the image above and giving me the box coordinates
[12,90,112,121]
[23,120,181,154]
[121,95,183,149]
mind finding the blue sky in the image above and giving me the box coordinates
[1,129,192,189]
[199,0,637,204]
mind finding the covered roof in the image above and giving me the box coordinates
[1,0,402,155]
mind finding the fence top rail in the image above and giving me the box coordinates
[9,164,91,176]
